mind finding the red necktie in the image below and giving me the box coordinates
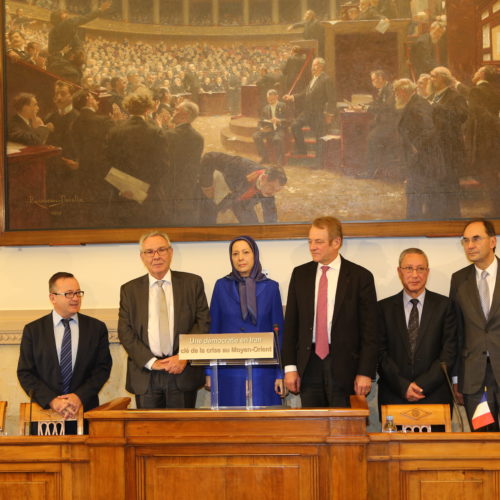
[315,266,329,359]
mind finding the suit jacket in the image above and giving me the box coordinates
[118,271,210,395]
[461,82,500,175]
[377,290,457,406]
[71,108,113,196]
[258,101,287,131]
[17,312,112,411]
[398,94,445,179]
[8,114,50,146]
[282,256,379,393]
[450,257,500,394]
[295,72,336,122]
[164,122,204,225]
[431,87,468,173]
[410,32,447,79]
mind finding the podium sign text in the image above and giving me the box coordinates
[179,332,274,360]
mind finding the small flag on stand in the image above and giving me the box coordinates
[472,387,495,430]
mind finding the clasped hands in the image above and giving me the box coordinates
[50,393,82,419]
[152,354,187,374]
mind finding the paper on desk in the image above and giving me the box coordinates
[7,142,25,154]
[105,167,150,204]
[375,18,390,34]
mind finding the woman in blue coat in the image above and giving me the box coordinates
[208,235,284,407]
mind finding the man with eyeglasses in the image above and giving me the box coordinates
[377,248,457,416]
[17,272,112,428]
[118,231,210,408]
[450,218,500,431]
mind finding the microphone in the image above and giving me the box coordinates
[272,324,285,405]
[440,361,464,432]
[28,390,34,436]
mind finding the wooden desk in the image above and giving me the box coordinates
[0,435,88,499]
[199,92,228,115]
[85,408,369,500]
[6,144,61,230]
[340,111,373,173]
[367,432,500,499]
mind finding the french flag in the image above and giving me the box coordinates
[472,390,495,430]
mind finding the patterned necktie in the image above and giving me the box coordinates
[157,280,172,356]
[408,299,419,358]
[478,270,490,319]
[60,318,72,394]
[315,266,330,359]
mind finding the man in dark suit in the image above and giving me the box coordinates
[118,231,210,409]
[71,89,114,226]
[281,46,309,97]
[283,57,335,159]
[48,1,111,57]
[17,272,112,420]
[8,92,52,146]
[283,216,378,407]
[451,219,500,431]
[410,21,447,79]
[430,66,468,172]
[163,100,204,226]
[105,91,169,227]
[252,89,287,166]
[287,10,325,57]
[199,152,287,225]
[365,70,402,178]
[458,66,500,217]
[378,248,457,410]
[394,78,455,219]
[182,63,201,104]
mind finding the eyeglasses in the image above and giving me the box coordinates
[141,246,171,257]
[51,291,85,299]
[400,266,428,274]
[461,236,487,246]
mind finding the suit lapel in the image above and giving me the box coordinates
[487,257,500,323]
[303,262,317,327]
[43,313,61,372]
[415,291,433,353]
[332,256,349,329]
[136,275,150,345]
[463,265,487,326]
[171,271,182,339]
[393,292,412,359]
[73,313,87,381]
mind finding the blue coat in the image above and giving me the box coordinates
[209,277,284,407]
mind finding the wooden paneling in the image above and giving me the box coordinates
[85,407,369,500]
[367,433,500,500]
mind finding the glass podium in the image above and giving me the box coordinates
[184,331,282,410]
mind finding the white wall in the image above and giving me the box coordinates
[0,235,471,310]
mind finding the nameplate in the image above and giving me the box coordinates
[178,332,274,360]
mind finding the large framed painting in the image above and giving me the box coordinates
[1,0,499,245]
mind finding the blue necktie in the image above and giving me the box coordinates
[60,318,73,394]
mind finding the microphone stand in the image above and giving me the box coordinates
[440,361,464,432]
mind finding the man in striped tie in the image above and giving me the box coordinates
[18,272,112,426]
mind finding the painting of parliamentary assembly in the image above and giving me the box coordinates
[3,0,500,232]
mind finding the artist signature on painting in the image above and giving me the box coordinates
[27,194,84,210]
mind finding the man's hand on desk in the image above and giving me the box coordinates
[284,371,301,394]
